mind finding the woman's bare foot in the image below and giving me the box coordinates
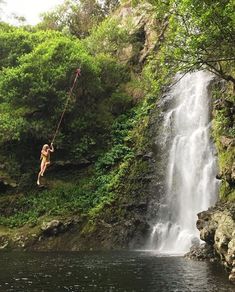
[37,180,40,185]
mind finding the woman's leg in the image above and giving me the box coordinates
[42,162,50,176]
[37,172,41,185]
[37,160,46,185]
[37,161,45,185]
[37,161,51,185]
[41,161,47,176]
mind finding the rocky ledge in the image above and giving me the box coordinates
[185,201,235,283]
[0,198,149,252]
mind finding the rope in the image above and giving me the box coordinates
[51,68,81,145]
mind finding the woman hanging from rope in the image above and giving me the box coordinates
[36,68,81,186]
[37,143,54,185]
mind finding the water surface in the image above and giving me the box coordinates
[0,251,234,291]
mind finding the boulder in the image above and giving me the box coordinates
[143,152,154,160]
[0,236,9,249]
[41,220,73,236]
[196,202,235,283]
[196,210,217,244]
[185,243,217,261]
[229,267,235,283]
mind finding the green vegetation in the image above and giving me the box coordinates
[0,0,234,232]
[158,0,235,85]
[212,83,235,201]
[0,26,129,182]
[37,0,120,37]
[0,100,153,227]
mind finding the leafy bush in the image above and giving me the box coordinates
[84,18,129,56]
[0,27,131,181]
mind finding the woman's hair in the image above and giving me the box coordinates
[42,144,49,150]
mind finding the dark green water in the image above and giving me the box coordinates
[0,251,234,291]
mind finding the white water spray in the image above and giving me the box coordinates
[149,71,218,254]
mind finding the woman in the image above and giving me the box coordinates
[37,143,54,185]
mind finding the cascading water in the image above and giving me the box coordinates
[149,71,219,254]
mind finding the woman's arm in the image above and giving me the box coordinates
[49,143,54,152]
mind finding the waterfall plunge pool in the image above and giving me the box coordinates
[0,251,234,291]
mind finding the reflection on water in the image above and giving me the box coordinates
[0,251,234,291]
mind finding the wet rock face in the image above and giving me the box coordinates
[218,133,235,186]
[212,95,235,191]
[195,202,235,283]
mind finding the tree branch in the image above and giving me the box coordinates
[203,60,235,87]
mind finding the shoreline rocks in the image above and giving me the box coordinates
[186,201,235,283]
[185,243,219,263]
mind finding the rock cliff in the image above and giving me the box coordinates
[186,202,235,283]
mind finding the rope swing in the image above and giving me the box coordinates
[51,68,81,145]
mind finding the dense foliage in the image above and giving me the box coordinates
[157,0,235,85]
[37,0,121,38]
[0,0,234,229]
[0,25,130,186]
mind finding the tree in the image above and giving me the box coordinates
[0,26,63,69]
[38,0,105,38]
[163,0,235,85]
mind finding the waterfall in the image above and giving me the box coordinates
[149,71,218,254]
